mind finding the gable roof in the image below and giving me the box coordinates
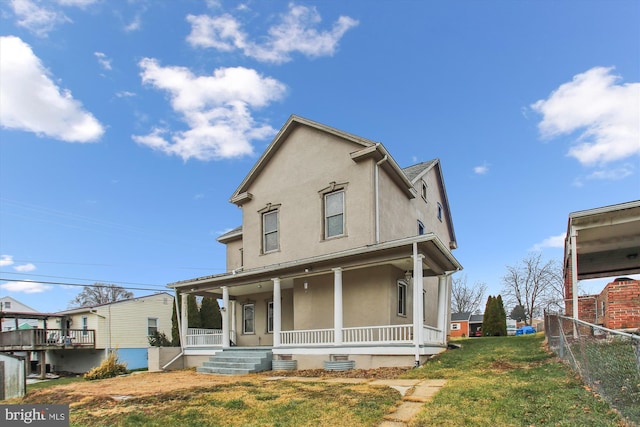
[56,292,173,315]
[230,115,417,205]
[402,159,457,249]
[0,296,39,313]
[451,312,472,321]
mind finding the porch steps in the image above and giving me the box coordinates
[196,348,272,375]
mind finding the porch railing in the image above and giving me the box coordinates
[0,328,95,349]
[183,325,444,348]
[423,325,444,344]
[343,324,413,344]
[185,328,223,346]
[280,328,335,346]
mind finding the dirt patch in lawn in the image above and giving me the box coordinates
[20,367,409,406]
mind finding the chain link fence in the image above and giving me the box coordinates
[545,312,640,425]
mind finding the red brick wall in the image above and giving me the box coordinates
[450,320,469,337]
[602,279,640,330]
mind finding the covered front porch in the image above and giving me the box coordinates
[171,234,461,369]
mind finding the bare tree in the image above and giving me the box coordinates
[501,253,563,325]
[451,274,488,314]
[69,283,134,307]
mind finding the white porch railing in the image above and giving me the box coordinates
[343,324,413,344]
[185,328,223,347]
[184,325,443,348]
[280,328,334,346]
[423,325,443,344]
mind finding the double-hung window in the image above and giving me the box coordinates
[397,281,407,316]
[147,318,158,336]
[325,190,345,238]
[82,316,88,336]
[263,210,279,253]
[243,303,255,334]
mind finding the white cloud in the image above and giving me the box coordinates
[116,91,136,98]
[473,164,489,175]
[9,0,99,36]
[0,36,105,143]
[0,255,15,267]
[14,263,36,272]
[531,66,640,166]
[0,280,52,293]
[186,4,358,63]
[134,58,286,161]
[531,233,566,251]
[94,52,112,71]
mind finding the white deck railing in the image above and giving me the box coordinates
[343,324,413,344]
[280,328,334,346]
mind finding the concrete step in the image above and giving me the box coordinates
[199,349,273,375]
[197,366,253,375]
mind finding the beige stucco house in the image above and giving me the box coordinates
[169,115,462,370]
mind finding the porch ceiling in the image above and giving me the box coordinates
[170,234,462,297]
[567,200,640,280]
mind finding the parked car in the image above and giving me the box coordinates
[507,327,517,336]
[515,326,536,335]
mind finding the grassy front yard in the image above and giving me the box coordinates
[15,334,625,426]
[403,334,623,426]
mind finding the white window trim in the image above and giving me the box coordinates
[147,317,158,337]
[243,303,255,335]
[451,323,461,330]
[262,210,279,254]
[267,301,274,334]
[324,190,345,239]
[421,181,428,201]
[397,281,407,317]
[437,203,443,222]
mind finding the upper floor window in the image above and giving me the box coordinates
[437,203,443,222]
[418,220,425,235]
[3,301,11,310]
[421,182,427,201]
[262,210,279,253]
[82,316,89,336]
[325,190,345,238]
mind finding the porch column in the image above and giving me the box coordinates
[412,252,425,346]
[272,278,281,347]
[333,267,343,346]
[437,275,448,345]
[180,293,188,344]
[222,286,230,348]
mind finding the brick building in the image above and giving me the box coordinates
[576,278,640,331]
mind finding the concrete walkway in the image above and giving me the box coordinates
[266,376,446,426]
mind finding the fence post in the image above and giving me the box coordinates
[633,338,640,372]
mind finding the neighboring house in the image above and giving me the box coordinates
[50,293,174,372]
[563,200,640,327]
[169,115,462,370]
[0,297,39,331]
[450,312,483,337]
[576,278,640,332]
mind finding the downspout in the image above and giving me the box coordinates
[374,154,388,244]
[163,290,183,371]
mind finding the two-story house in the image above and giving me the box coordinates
[169,115,462,371]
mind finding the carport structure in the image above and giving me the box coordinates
[564,200,640,319]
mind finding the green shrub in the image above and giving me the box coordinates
[84,351,128,380]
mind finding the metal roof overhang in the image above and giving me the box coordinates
[168,234,462,297]
[566,200,640,280]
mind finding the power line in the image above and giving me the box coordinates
[0,278,169,293]
[0,271,166,288]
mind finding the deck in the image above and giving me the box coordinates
[0,328,95,351]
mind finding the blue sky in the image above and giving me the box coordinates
[1,0,638,313]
